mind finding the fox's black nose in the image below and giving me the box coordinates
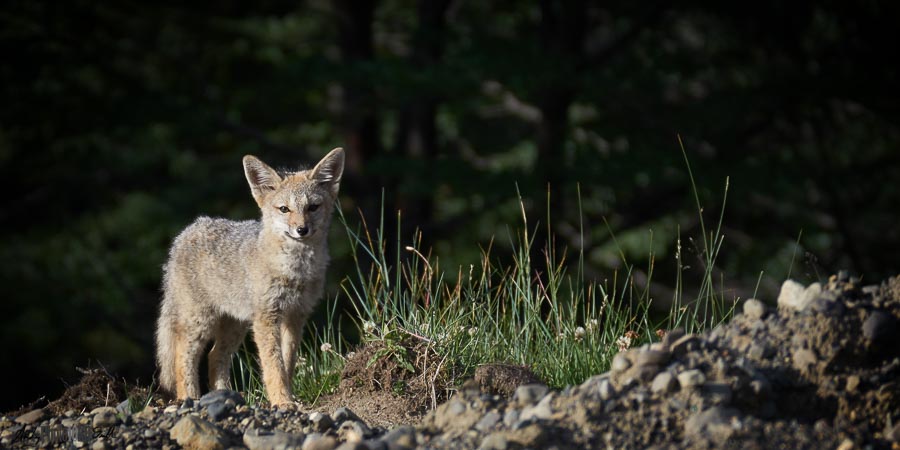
[296,226,309,237]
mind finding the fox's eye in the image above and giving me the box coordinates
[278,206,290,213]
[308,204,321,212]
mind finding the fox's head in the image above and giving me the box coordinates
[242,147,344,243]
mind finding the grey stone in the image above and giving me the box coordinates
[309,412,335,432]
[475,411,502,431]
[684,406,741,443]
[702,383,733,405]
[514,384,548,406]
[91,407,120,428]
[662,328,686,349]
[243,428,305,450]
[207,402,233,421]
[143,428,158,438]
[479,433,509,450]
[846,375,861,393]
[15,408,46,425]
[651,372,678,394]
[671,334,702,356]
[332,407,361,424]
[637,349,670,367]
[863,310,897,343]
[502,409,520,427]
[742,298,767,320]
[598,379,615,400]
[116,399,131,414]
[611,353,632,372]
[792,348,818,373]
[520,393,553,421]
[778,280,821,312]
[338,420,371,443]
[91,439,110,450]
[380,425,418,449]
[169,415,229,450]
[302,433,339,450]
[198,389,245,408]
[445,400,466,416]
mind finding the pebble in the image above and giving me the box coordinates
[207,402,233,421]
[778,280,821,311]
[243,428,306,450]
[198,389,245,408]
[611,353,632,372]
[333,407,361,424]
[476,412,501,431]
[338,420,371,443]
[479,433,509,450]
[502,409,519,428]
[845,375,861,393]
[379,425,418,449]
[636,349,670,367]
[15,408,46,425]
[91,407,120,428]
[742,298,767,320]
[170,415,229,450]
[302,433,339,450]
[684,406,741,443]
[598,379,615,400]
[651,372,678,394]
[514,384,548,406]
[309,412,335,432]
[863,310,896,343]
[792,348,818,373]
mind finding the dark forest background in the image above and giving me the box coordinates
[2,0,898,411]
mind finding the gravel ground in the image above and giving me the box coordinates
[3,272,899,449]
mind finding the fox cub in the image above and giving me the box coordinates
[156,148,344,405]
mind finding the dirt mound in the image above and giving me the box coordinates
[314,336,457,428]
[419,273,900,448]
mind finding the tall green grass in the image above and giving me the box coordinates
[231,147,738,406]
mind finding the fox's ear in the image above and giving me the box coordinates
[311,147,344,194]
[243,155,281,205]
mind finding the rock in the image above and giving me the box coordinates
[863,310,897,343]
[662,328,686,349]
[479,433,508,450]
[884,418,900,442]
[684,406,741,443]
[651,372,678,394]
[332,407,361,424]
[520,394,553,421]
[91,407,120,427]
[476,411,501,431]
[206,402,233,421]
[338,420,371,443]
[302,433,339,450]
[636,349,670,367]
[702,383,733,405]
[163,405,178,414]
[135,407,157,422]
[144,428,158,438]
[845,375,861,393]
[380,425,418,449]
[309,412,334,432]
[91,439,110,450]
[514,384,548,406]
[598,379,615,400]
[671,334,702,356]
[611,353,632,372]
[198,390,245,408]
[778,280,821,311]
[742,298,767,320]
[508,423,546,447]
[243,428,305,450]
[15,408,46,425]
[116,399,131,414]
[792,348,818,373]
[502,409,519,428]
[170,415,229,450]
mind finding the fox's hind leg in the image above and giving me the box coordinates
[208,316,247,391]
[174,322,208,399]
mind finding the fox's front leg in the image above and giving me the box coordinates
[253,311,293,406]
[280,311,309,382]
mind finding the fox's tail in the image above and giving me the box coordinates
[155,290,177,396]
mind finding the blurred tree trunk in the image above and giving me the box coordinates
[334,0,380,186]
[395,0,452,236]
